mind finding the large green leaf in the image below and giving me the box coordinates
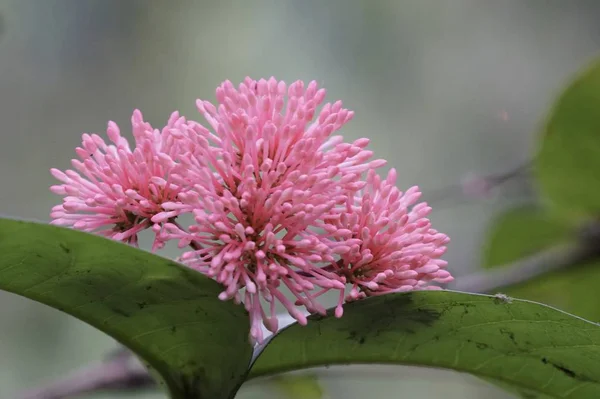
[536,58,600,220]
[503,259,600,324]
[250,291,600,398]
[0,218,252,399]
[482,205,574,269]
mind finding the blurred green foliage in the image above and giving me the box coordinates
[272,374,325,399]
[483,58,600,326]
[482,205,573,269]
[536,60,600,222]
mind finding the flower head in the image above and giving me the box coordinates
[50,110,188,249]
[154,77,385,342]
[49,77,453,343]
[329,168,453,305]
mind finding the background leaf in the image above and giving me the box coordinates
[271,374,325,399]
[482,205,574,269]
[536,58,600,221]
[0,218,252,399]
[250,291,600,399]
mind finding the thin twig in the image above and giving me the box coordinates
[15,348,153,399]
[451,218,600,293]
[170,220,202,252]
[450,241,597,293]
[423,160,532,208]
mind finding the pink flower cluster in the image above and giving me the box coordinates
[50,77,453,342]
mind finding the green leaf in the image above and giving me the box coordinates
[0,219,252,399]
[503,259,600,323]
[483,377,554,399]
[536,58,600,220]
[250,291,600,398]
[482,205,574,269]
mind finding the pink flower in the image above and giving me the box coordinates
[50,110,189,249]
[154,77,385,342]
[48,76,454,343]
[329,169,453,307]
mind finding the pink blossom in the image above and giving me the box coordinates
[154,77,385,342]
[50,110,189,249]
[49,77,453,343]
[329,168,453,308]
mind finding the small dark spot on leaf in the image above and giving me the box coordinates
[467,339,489,350]
[335,293,441,339]
[59,243,70,254]
[359,337,366,344]
[541,357,593,382]
[554,364,576,378]
[408,343,420,353]
[145,285,152,290]
[309,313,327,322]
[111,308,130,318]
[171,326,177,333]
[180,371,205,396]
[137,301,147,310]
[500,328,517,346]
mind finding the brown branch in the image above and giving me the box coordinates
[15,348,153,399]
[423,161,532,208]
[450,241,596,293]
[450,219,600,293]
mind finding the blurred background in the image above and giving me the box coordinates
[1,0,600,398]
